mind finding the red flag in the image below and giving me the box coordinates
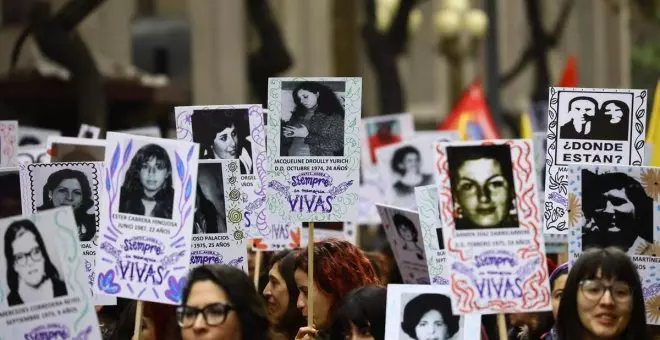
[557,55,578,87]
[437,79,499,140]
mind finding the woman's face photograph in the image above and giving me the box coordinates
[414,309,447,340]
[49,178,83,209]
[455,158,510,228]
[297,89,319,110]
[140,157,169,192]
[397,225,414,242]
[399,152,421,175]
[12,230,45,286]
[603,103,624,124]
[213,126,238,159]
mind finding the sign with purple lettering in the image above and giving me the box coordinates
[0,208,102,339]
[266,78,361,222]
[433,139,551,314]
[94,132,199,304]
[565,164,660,257]
[190,160,247,272]
[18,162,116,305]
[175,105,268,241]
[377,204,430,284]
[415,185,449,285]
[0,121,18,167]
[544,87,647,234]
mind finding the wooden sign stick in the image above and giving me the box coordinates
[134,300,144,340]
[307,222,315,328]
[497,313,507,340]
[254,250,263,289]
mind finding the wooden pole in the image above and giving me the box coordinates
[253,250,263,289]
[558,243,568,264]
[497,313,507,340]
[307,222,315,328]
[134,300,144,340]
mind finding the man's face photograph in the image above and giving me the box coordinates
[569,98,597,123]
[591,187,636,240]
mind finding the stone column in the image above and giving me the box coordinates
[188,0,247,104]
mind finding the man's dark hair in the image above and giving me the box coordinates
[568,96,598,112]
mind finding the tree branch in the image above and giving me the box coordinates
[548,0,575,46]
[498,46,533,85]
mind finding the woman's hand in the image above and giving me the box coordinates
[295,326,318,340]
[283,124,309,138]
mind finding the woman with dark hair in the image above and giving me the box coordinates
[540,263,569,340]
[392,213,424,260]
[263,250,306,339]
[556,247,648,340]
[37,169,95,241]
[191,109,253,174]
[447,145,518,230]
[401,293,460,340]
[594,100,630,141]
[329,285,387,340]
[4,219,67,306]
[281,81,345,157]
[178,264,270,340]
[119,144,174,219]
[109,300,181,340]
[193,185,221,234]
[294,239,379,339]
[390,145,433,208]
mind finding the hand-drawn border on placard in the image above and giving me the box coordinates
[435,139,549,313]
[0,121,18,166]
[98,137,196,304]
[25,163,101,232]
[175,105,269,238]
[220,159,247,244]
[265,77,361,222]
[415,186,449,285]
[544,87,647,232]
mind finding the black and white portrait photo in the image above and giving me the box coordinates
[119,144,174,219]
[447,144,519,230]
[393,213,425,261]
[581,169,654,253]
[0,169,21,218]
[191,108,254,174]
[194,162,227,235]
[2,219,68,307]
[558,94,630,141]
[279,80,346,157]
[31,166,99,242]
[18,127,60,147]
[436,227,445,251]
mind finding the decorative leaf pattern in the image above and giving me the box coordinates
[175,152,184,181]
[165,276,187,303]
[109,145,120,176]
[123,139,133,164]
[97,269,120,294]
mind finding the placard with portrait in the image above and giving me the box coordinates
[266,77,362,222]
[0,120,18,167]
[415,185,449,286]
[77,124,101,139]
[18,162,114,305]
[175,105,268,241]
[377,204,430,284]
[0,207,102,339]
[544,87,648,234]
[95,132,199,304]
[189,160,247,272]
[433,139,551,314]
[384,284,481,340]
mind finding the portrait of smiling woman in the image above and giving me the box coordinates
[400,293,460,340]
[4,219,68,306]
[446,144,519,230]
[191,108,253,174]
[37,168,96,242]
[119,144,174,219]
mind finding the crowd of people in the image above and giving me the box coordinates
[91,239,660,340]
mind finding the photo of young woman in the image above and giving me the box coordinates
[446,144,519,230]
[280,81,345,157]
[118,144,174,219]
[193,162,227,235]
[36,168,96,242]
[191,108,254,174]
[3,219,68,306]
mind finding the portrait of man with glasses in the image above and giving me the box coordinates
[2,219,68,307]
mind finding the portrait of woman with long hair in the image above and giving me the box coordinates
[119,144,174,219]
[191,109,253,174]
[4,219,67,306]
[280,81,345,157]
[37,168,96,242]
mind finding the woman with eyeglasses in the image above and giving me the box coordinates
[177,264,270,340]
[556,247,649,340]
[4,219,67,306]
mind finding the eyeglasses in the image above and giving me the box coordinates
[579,280,632,303]
[176,302,234,328]
[13,246,43,266]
